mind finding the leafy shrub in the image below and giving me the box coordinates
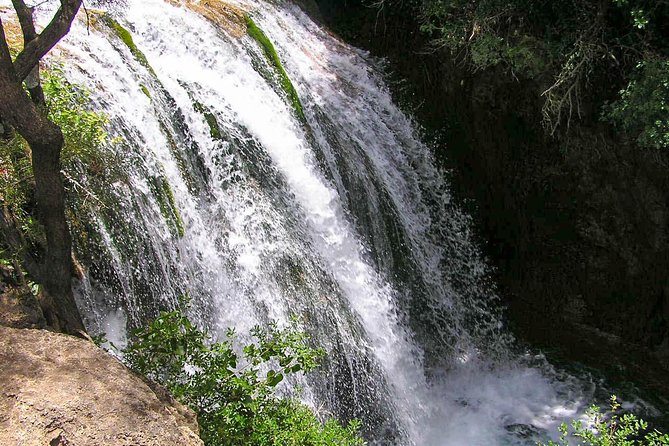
[539,396,669,446]
[41,65,117,172]
[604,59,669,149]
[123,308,366,446]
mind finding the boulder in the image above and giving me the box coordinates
[0,326,203,446]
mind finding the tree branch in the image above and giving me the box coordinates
[12,0,46,105]
[12,0,83,82]
[0,20,16,139]
[0,18,15,75]
[12,0,38,42]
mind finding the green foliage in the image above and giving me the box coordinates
[604,59,669,149]
[41,66,113,171]
[539,396,669,446]
[415,0,669,141]
[244,15,306,123]
[0,64,112,252]
[0,252,12,267]
[0,134,33,219]
[91,332,109,347]
[123,308,365,446]
[630,8,649,29]
[503,36,545,78]
[469,34,504,70]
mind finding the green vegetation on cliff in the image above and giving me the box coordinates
[102,15,158,77]
[411,0,669,147]
[1,66,113,253]
[192,99,224,141]
[42,67,113,171]
[124,308,365,446]
[148,175,185,238]
[604,59,669,150]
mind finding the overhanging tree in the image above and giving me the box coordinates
[0,0,84,334]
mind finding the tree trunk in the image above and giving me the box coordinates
[0,31,84,334]
[31,133,83,334]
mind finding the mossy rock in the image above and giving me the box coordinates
[244,15,306,123]
[99,14,158,78]
[191,99,223,141]
[148,175,185,238]
[140,84,151,99]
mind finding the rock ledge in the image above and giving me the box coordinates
[0,326,203,446]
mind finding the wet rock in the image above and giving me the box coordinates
[307,0,669,401]
[505,422,543,439]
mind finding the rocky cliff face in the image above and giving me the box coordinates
[306,0,669,387]
[0,325,203,446]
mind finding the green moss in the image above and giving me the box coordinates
[140,84,151,99]
[162,179,185,238]
[244,15,306,123]
[148,175,185,238]
[102,15,157,78]
[192,100,223,141]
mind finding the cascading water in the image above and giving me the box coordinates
[2,0,612,444]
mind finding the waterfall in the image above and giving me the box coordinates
[4,0,594,444]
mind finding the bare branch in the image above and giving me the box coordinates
[541,39,601,134]
[61,170,107,209]
[12,0,83,82]
[11,0,38,42]
[0,18,15,75]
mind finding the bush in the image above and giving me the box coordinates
[123,308,366,446]
[539,396,669,446]
[41,65,120,174]
[604,59,669,149]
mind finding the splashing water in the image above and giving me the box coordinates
[2,0,604,443]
